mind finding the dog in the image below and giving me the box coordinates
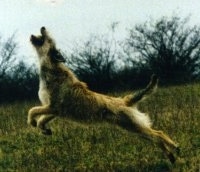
[28,27,179,163]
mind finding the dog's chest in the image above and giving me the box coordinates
[38,79,50,105]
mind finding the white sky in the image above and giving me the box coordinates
[1,0,200,64]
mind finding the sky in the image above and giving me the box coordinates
[1,0,200,64]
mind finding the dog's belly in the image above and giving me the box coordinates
[54,95,122,123]
[59,101,99,120]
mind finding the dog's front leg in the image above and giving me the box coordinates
[27,105,52,131]
[37,114,55,135]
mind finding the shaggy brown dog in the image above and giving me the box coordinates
[28,27,179,163]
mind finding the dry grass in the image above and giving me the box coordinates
[0,83,200,171]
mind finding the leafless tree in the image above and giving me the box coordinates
[66,31,123,91]
[0,33,38,102]
[0,33,18,79]
[126,16,200,83]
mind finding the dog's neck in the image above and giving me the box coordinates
[39,62,79,84]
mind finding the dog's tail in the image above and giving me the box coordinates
[124,74,158,106]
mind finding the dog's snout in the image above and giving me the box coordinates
[30,34,44,46]
[30,35,35,42]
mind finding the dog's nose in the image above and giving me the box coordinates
[30,35,34,42]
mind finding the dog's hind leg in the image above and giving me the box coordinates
[134,126,179,163]
[147,128,179,152]
[37,114,55,135]
[117,110,179,163]
[143,128,179,163]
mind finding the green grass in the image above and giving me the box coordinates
[0,84,200,171]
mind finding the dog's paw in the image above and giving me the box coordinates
[42,129,52,135]
[27,119,37,127]
[176,146,181,155]
[168,152,176,164]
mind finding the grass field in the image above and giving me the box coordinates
[0,84,200,171]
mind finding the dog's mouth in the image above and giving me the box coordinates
[30,27,47,47]
[30,35,45,47]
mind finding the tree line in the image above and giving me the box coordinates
[1,16,200,102]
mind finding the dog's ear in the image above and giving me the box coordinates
[48,48,66,63]
[41,27,47,36]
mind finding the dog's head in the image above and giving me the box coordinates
[30,27,65,63]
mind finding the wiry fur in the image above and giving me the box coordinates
[28,27,179,163]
